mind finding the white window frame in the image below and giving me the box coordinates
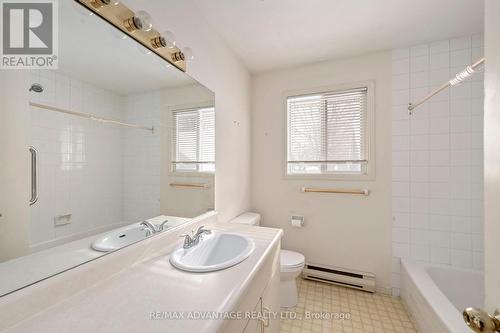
[170,103,215,176]
[283,80,375,180]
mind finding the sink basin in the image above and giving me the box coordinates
[169,232,255,272]
[91,223,149,252]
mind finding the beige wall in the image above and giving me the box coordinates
[160,85,215,217]
[484,0,500,311]
[251,52,393,292]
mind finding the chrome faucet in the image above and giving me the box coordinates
[140,220,156,237]
[140,219,170,237]
[158,219,169,232]
[180,226,212,249]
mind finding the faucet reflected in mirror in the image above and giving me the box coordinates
[140,219,169,236]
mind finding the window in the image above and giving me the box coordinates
[286,86,370,176]
[172,107,215,173]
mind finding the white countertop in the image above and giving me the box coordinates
[2,223,282,333]
[0,215,191,297]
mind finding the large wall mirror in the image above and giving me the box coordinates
[0,1,215,296]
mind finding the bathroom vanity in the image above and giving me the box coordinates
[0,2,284,332]
[0,215,283,333]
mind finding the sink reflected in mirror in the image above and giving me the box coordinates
[170,232,255,272]
[92,216,190,252]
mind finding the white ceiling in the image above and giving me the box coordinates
[193,0,484,73]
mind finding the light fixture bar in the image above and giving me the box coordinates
[408,57,485,114]
[75,0,186,72]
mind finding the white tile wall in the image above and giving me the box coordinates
[29,70,124,246]
[29,72,162,247]
[122,91,161,222]
[391,35,484,295]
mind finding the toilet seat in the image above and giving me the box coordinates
[280,250,305,272]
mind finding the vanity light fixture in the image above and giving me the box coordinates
[90,0,119,8]
[90,0,110,9]
[171,48,194,63]
[150,36,166,49]
[123,10,153,33]
[76,0,186,71]
[151,31,176,49]
[171,51,185,63]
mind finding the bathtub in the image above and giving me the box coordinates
[400,259,484,333]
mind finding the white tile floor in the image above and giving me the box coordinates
[280,278,418,333]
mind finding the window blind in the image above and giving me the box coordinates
[287,87,368,175]
[172,107,215,173]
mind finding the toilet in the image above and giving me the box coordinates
[230,212,305,308]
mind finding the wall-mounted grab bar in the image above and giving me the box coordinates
[169,182,210,189]
[301,187,370,196]
[29,146,38,206]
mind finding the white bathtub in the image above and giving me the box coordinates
[400,259,484,333]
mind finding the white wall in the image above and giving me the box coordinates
[127,0,252,222]
[484,0,500,311]
[251,52,393,293]
[391,35,484,294]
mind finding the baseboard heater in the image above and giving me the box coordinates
[302,262,375,293]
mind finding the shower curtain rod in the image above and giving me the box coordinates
[29,102,154,133]
[408,57,485,114]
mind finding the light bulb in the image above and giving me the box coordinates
[163,31,176,49]
[123,10,153,32]
[134,10,153,32]
[182,47,194,62]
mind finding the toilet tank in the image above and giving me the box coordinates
[230,212,261,226]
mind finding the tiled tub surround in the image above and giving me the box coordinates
[391,35,484,295]
[29,70,126,249]
[28,70,162,250]
[0,214,283,333]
